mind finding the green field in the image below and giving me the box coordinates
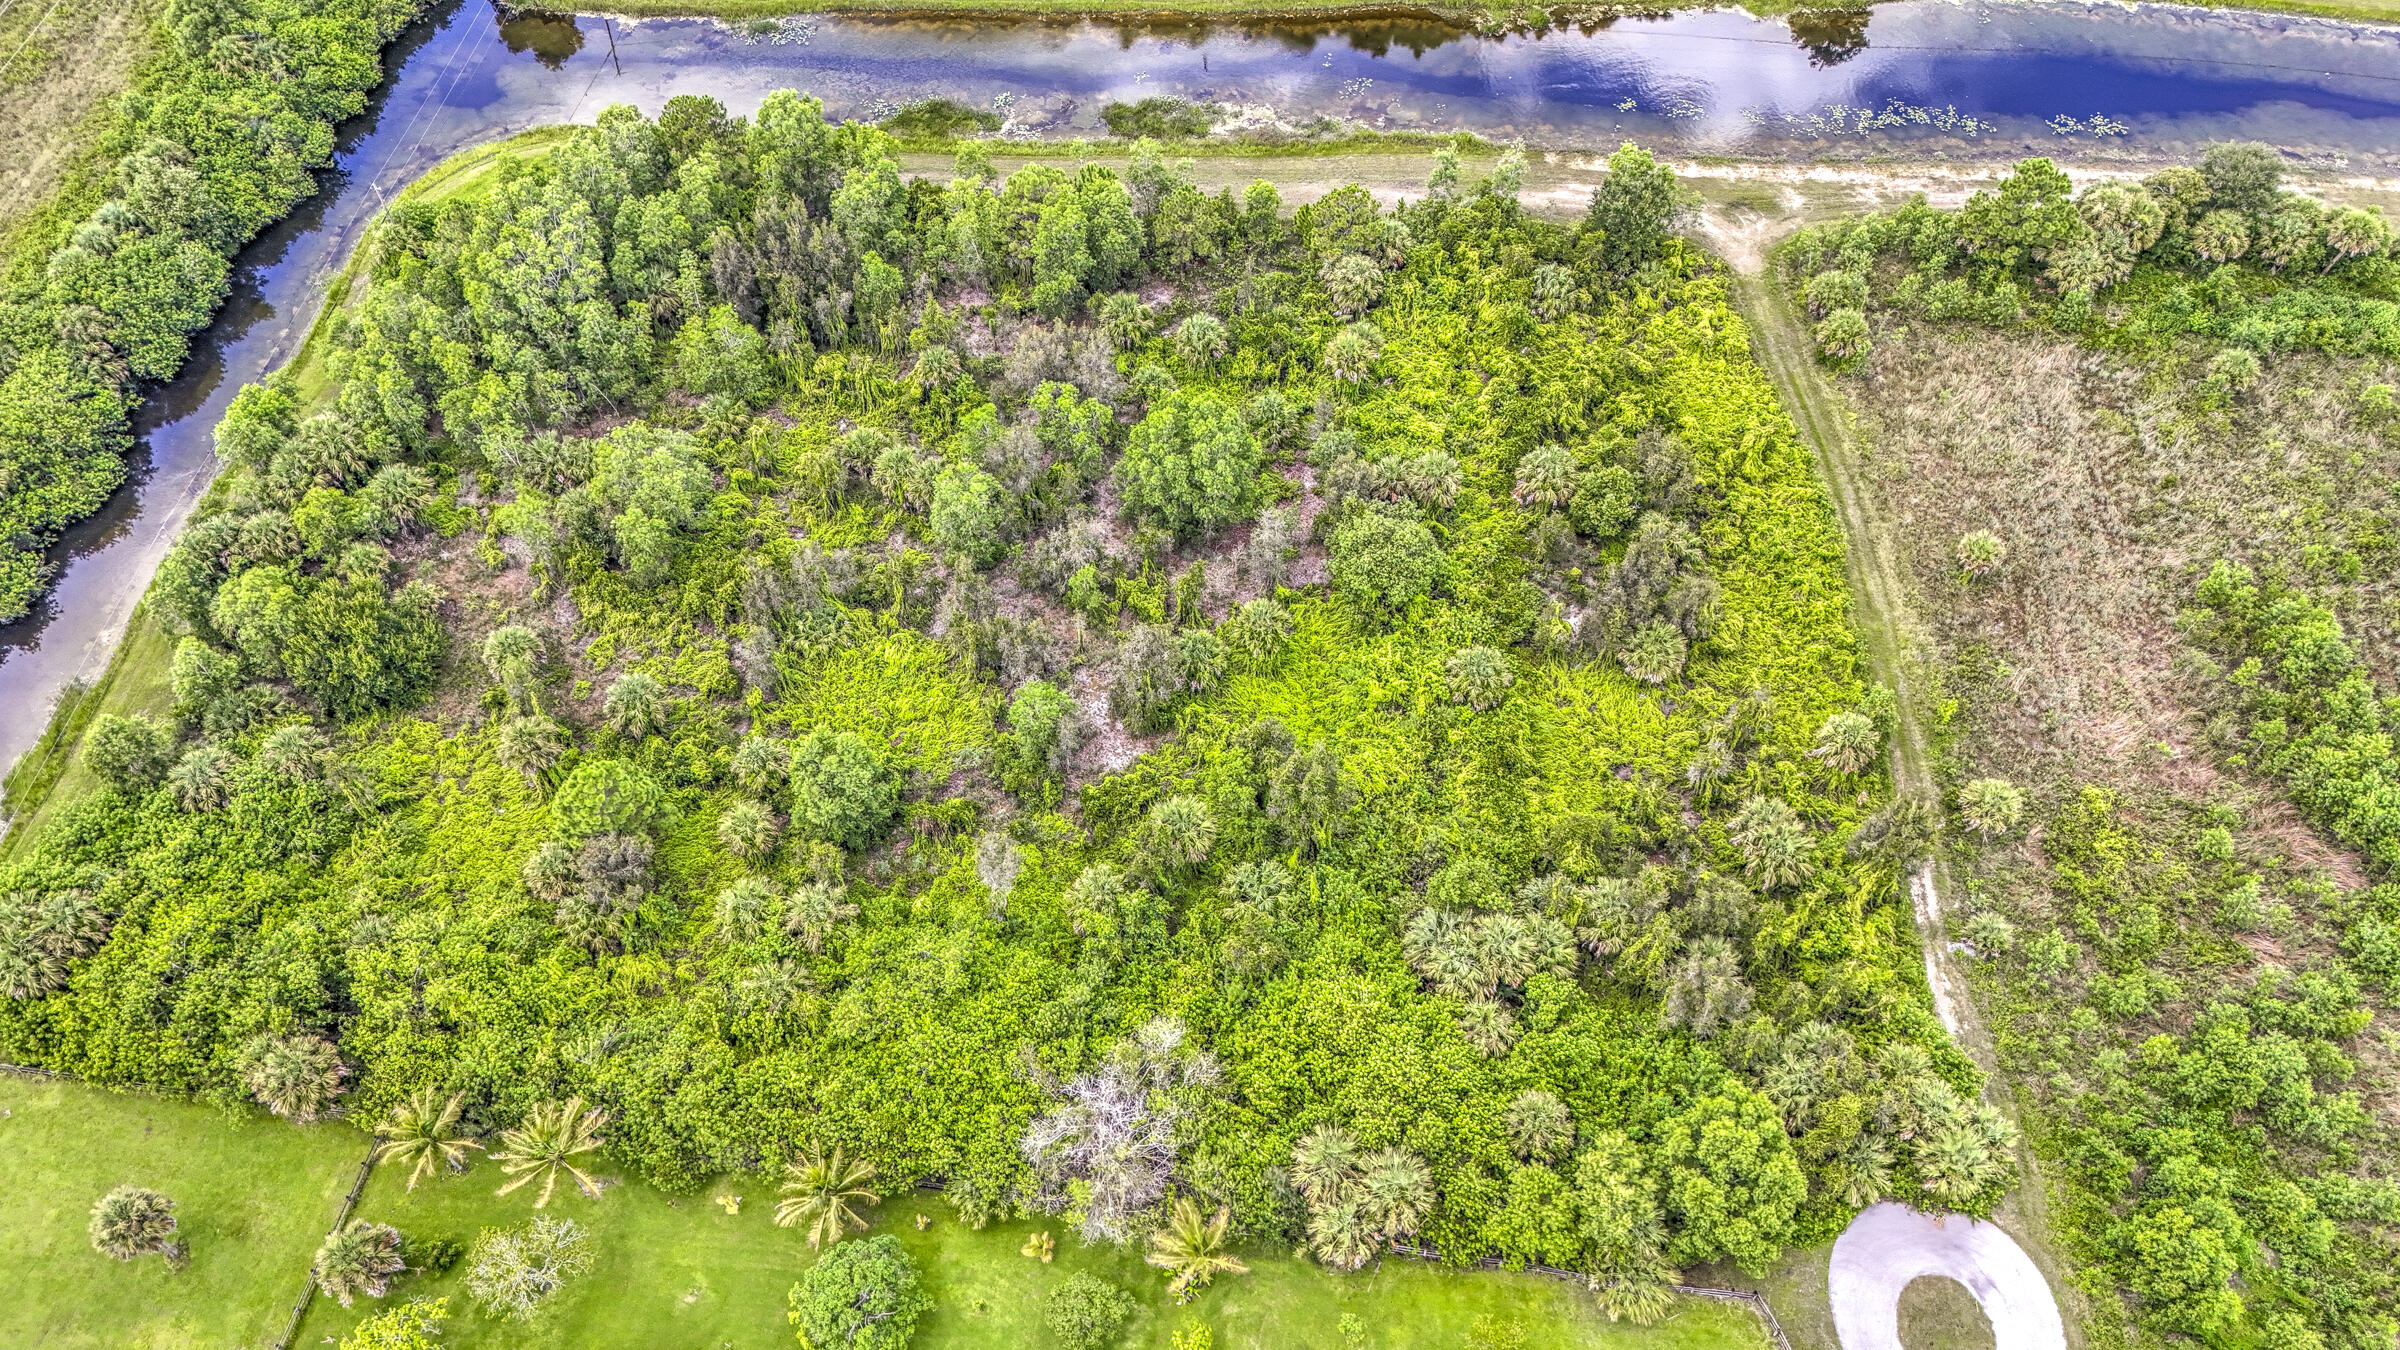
[0,1073,363,1350]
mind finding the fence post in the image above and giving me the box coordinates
[270,1149,378,1350]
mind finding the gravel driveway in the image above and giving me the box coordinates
[1829,1202,2065,1350]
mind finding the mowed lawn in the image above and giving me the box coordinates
[299,1181,1767,1350]
[0,1073,364,1349]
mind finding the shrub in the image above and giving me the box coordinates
[84,714,171,793]
[787,1235,929,1350]
[788,729,898,851]
[1815,307,1872,361]
[1329,510,1440,612]
[1047,1273,1135,1350]
[340,1298,448,1350]
[552,759,672,840]
[1956,529,2006,579]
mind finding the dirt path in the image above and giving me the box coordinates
[1727,268,2079,1348]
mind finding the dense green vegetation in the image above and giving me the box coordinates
[1781,150,2400,1350]
[0,0,428,623]
[3,97,1982,1340]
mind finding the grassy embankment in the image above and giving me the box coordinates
[0,1072,1768,1349]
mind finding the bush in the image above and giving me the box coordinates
[881,98,1001,137]
[788,729,898,851]
[788,1235,929,1350]
[1046,1273,1135,1350]
[340,1298,448,1350]
[1101,97,1218,139]
[1958,777,2026,838]
[1815,307,1872,361]
[1329,510,1440,612]
[84,714,172,793]
[552,760,673,840]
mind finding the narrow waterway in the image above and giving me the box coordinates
[6,0,2400,779]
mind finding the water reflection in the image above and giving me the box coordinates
[498,6,585,68]
[1788,9,1873,68]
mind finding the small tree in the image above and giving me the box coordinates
[240,1032,347,1122]
[787,1235,929,1350]
[85,714,171,793]
[90,1185,183,1267]
[1048,1274,1136,1350]
[1329,510,1440,612]
[315,1220,408,1306]
[491,1097,609,1207]
[550,759,671,840]
[776,1144,881,1248]
[1958,777,2026,839]
[465,1216,593,1322]
[1118,390,1264,537]
[787,729,899,851]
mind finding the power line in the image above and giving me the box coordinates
[0,0,69,84]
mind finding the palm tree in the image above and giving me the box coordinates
[1662,936,1755,1040]
[1289,1123,1361,1207]
[166,745,234,813]
[1727,795,1814,892]
[495,715,567,783]
[1809,710,1882,778]
[603,673,670,739]
[1358,1147,1434,1241]
[775,1144,880,1247]
[258,722,331,781]
[89,1185,184,1266]
[782,883,859,954]
[1503,1090,1574,1165]
[373,1085,482,1190]
[314,1219,407,1305]
[492,1097,610,1208]
[1457,998,1518,1058]
[1305,1194,1380,1270]
[717,800,781,861]
[1958,777,2026,839]
[239,1032,347,1122]
[1146,1196,1250,1297]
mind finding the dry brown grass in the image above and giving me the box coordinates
[0,0,156,262]
[1845,321,2400,821]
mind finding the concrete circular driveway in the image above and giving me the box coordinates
[1829,1202,2065,1350]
